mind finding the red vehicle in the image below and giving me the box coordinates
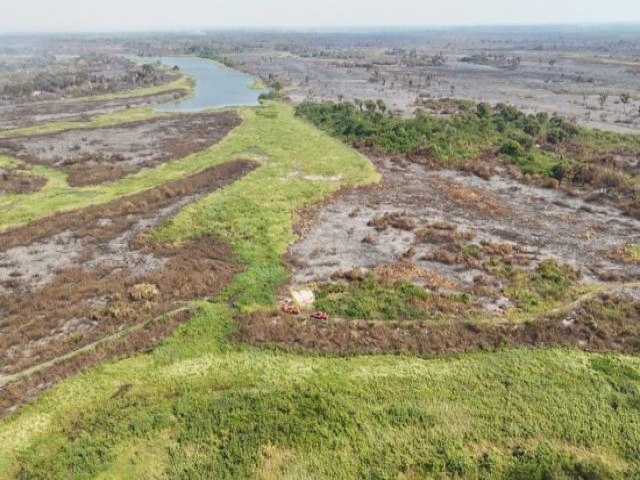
[310,311,329,321]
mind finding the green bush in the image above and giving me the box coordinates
[314,275,430,320]
[500,139,524,157]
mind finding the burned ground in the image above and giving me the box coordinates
[0,166,46,195]
[0,159,257,413]
[235,290,640,356]
[239,152,640,355]
[0,111,242,186]
[0,89,187,131]
[0,54,179,103]
[229,28,640,134]
[289,155,640,289]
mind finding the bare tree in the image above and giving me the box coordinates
[620,93,631,114]
[598,93,609,110]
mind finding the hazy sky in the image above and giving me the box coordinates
[2,0,640,32]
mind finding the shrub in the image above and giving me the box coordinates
[500,140,523,157]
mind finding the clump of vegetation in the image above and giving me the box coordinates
[609,243,640,263]
[460,53,522,69]
[296,100,640,210]
[628,244,640,261]
[314,274,474,320]
[624,243,640,262]
[367,212,416,231]
[0,166,47,195]
[314,275,430,320]
[295,100,577,168]
[128,283,160,302]
[185,45,236,68]
[487,258,580,311]
[577,293,640,327]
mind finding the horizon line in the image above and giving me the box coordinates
[2,21,640,36]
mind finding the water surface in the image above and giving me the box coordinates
[146,56,263,112]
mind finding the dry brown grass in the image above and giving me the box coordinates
[0,160,256,383]
[235,292,640,356]
[415,225,475,245]
[0,111,242,186]
[432,179,510,216]
[372,261,458,290]
[0,168,47,194]
[367,212,416,231]
[0,308,192,417]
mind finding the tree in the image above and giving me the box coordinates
[598,93,609,110]
[508,56,522,70]
[476,103,492,118]
[620,93,631,114]
[364,100,377,113]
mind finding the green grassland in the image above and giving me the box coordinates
[0,102,639,479]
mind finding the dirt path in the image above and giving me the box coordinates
[0,306,190,390]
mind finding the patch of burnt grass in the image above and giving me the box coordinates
[237,292,640,357]
[367,212,416,231]
[0,168,47,195]
[415,225,476,245]
[423,238,579,312]
[0,111,243,187]
[609,243,640,263]
[314,274,473,321]
[577,293,640,329]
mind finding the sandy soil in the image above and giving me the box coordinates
[0,111,242,186]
